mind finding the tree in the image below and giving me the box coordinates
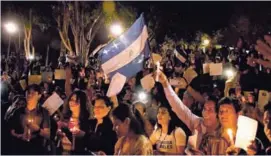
[53,1,137,65]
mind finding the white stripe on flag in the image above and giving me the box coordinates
[174,49,186,63]
[102,26,148,74]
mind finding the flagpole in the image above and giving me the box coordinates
[142,13,156,69]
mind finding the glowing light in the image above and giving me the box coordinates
[5,22,18,34]
[229,47,234,50]
[225,69,235,79]
[203,39,210,46]
[227,129,234,145]
[138,92,147,101]
[29,55,34,60]
[110,24,123,36]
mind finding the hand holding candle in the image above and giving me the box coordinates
[155,62,160,82]
[227,129,234,146]
[69,118,80,151]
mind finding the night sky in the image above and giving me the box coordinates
[1,1,271,65]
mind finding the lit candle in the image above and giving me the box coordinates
[155,62,160,82]
[227,129,234,145]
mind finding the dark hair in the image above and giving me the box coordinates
[264,102,271,113]
[112,103,145,135]
[63,90,90,122]
[218,97,241,113]
[27,84,41,94]
[93,95,113,107]
[156,105,179,135]
[206,95,219,113]
[132,101,146,113]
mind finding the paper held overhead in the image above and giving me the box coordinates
[151,53,162,64]
[42,92,64,116]
[209,63,223,76]
[140,74,155,92]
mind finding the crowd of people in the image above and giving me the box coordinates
[1,35,271,155]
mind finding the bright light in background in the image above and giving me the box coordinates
[246,50,250,54]
[138,92,147,101]
[225,69,235,79]
[229,47,234,50]
[5,22,18,34]
[29,55,34,60]
[110,24,123,36]
[203,39,210,46]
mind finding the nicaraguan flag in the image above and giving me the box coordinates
[174,46,188,64]
[100,13,150,79]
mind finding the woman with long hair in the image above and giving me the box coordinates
[85,95,117,155]
[57,90,90,154]
[150,105,187,155]
[111,103,153,155]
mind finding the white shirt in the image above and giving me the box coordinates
[150,127,186,154]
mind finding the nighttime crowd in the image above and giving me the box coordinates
[1,34,271,155]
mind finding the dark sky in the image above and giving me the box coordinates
[1,1,271,64]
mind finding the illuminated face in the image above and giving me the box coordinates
[263,111,271,142]
[112,116,129,138]
[202,101,218,127]
[157,107,171,125]
[219,104,238,129]
[69,94,80,119]
[94,99,111,120]
[26,89,41,106]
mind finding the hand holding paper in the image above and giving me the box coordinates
[42,92,64,116]
[234,115,258,151]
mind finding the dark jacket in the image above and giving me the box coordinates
[85,116,117,155]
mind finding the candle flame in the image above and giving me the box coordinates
[227,129,233,143]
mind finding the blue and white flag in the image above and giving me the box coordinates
[100,13,150,79]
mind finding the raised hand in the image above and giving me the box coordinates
[254,35,271,68]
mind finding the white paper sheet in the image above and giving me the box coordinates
[42,92,64,116]
[209,63,223,76]
[235,115,258,151]
[140,74,155,92]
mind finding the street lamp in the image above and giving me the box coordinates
[203,39,210,46]
[110,23,123,37]
[202,39,210,53]
[5,22,18,57]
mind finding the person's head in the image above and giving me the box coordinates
[65,90,89,121]
[247,93,255,104]
[112,103,145,138]
[133,102,146,117]
[182,91,194,108]
[263,102,271,142]
[26,84,42,107]
[156,105,179,135]
[93,95,112,120]
[202,96,219,127]
[218,97,241,129]
[239,103,262,122]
